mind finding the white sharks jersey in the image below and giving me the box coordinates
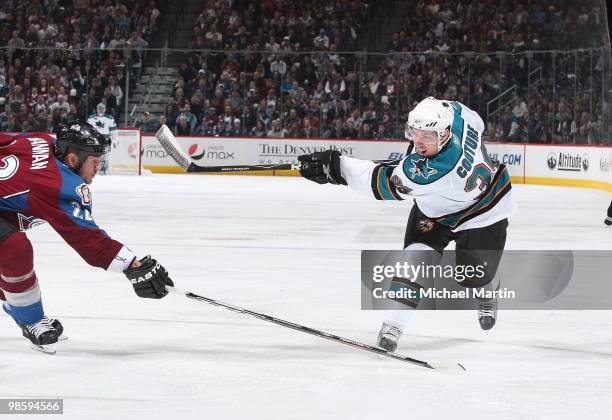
[339,101,516,232]
[87,113,117,174]
[87,113,117,136]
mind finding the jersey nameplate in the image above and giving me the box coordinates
[28,137,50,170]
[456,125,480,178]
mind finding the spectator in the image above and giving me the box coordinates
[175,115,192,135]
[359,122,373,139]
[314,29,330,49]
[177,104,197,132]
[267,119,285,137]
[212,119,227,137]
[302,117,320,138]
[250,119,268,137]
[137,112,159,134]
[343,120,358,139]
[109,77,123,106]
[375,123,390,140]
[510,117,528,142]
[228,118,242,136]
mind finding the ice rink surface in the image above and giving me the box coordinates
[1,174,611,420]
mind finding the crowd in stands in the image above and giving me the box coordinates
[156,0,608,144]
[0,0,163,133]
[0,0,609,144]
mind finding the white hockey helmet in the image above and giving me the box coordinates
[405,96,454,150]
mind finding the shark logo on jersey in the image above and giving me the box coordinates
[76,184,92,206]
[17,213,46,230]
[417,218,434,233]
[408,158,437,180]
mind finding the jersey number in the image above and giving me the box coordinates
[464,143,496,193]
[0,155,19,180]
[464,163,492,193]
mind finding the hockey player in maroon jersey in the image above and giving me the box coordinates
[0,120,174,353]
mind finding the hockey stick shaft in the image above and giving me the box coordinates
[155,124,403,173]
[155,125,299,173]
[186,162,296,173]
[167,286,464,371]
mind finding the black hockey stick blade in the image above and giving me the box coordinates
[167,286,465,372]
[155,124,299,173]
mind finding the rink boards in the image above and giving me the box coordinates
[119,134,612,191]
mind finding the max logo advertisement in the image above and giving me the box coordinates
[188,144,235,161]
[547,153,589,172]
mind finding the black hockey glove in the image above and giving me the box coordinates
[124,256,174,299]
[298,150,347,185]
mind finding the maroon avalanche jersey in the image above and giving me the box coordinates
[0,132,123,269]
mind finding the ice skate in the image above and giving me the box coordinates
[3,304,66,341]
[42,317,66,341]
[478,298,497,330]
[18,319,59,354]
[376,322,403,352]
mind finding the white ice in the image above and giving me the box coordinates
[1,175,611,420]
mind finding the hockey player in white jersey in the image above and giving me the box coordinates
[298,97,516,352]
[87,103,117,174]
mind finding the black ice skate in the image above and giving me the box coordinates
[377,322,403,352]
[18,319,59,354]
[41,317,66,341]
[606,201,612,226]
[478,298,497,330]
[3,305,66,342]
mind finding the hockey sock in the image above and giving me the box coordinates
[0,232,44,324]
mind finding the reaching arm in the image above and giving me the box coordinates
[298,151,409,201]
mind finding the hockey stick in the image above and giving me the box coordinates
[155,125,299,173]
[167,286,465,372]
[155,124,404,174]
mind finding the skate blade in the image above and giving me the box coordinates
[29,342,56,354]
[58,335,68,341]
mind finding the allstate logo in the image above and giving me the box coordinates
[547,153,557,169]
[188,144,206,160]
